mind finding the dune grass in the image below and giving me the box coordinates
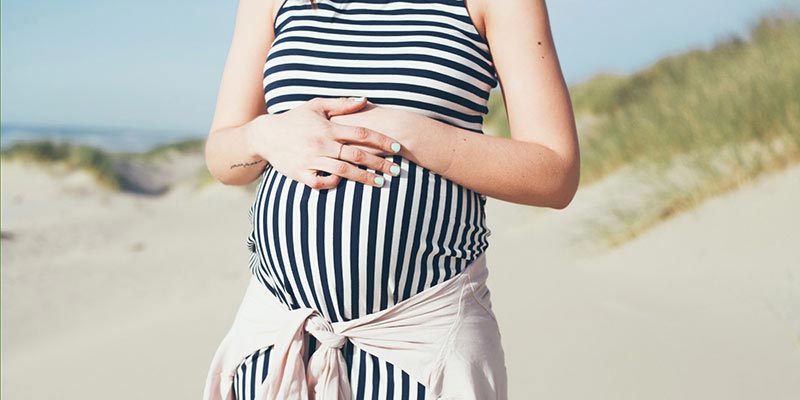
[575,10,800,185]
[137,138,205,161]
[583,10,800,247]
[583,135,797,248]
[485,9,800,247]
[0,140,125,190]
[0,137,209,192]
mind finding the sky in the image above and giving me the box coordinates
[1,0,797,134]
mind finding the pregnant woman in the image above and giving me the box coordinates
[203,0,579,399]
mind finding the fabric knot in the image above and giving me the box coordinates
[303,312,352,400]
[304,312,347,350]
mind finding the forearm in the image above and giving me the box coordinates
[204,115,269,186]
[409,118,579,208]
[333,106,578,208]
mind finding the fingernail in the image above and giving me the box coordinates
[350,96,365,102]
[390,165,401,176]
[391,142,401,153]
[373,176,385,187]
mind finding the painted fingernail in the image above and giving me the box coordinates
[391,142,401,153]
[390,165,401,176]
[373,176,385,187]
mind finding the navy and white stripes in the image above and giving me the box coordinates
[264,0,496,131]
[238,0,496,398]
[234,340,427,399]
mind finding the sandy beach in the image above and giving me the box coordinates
[1,158,799,399]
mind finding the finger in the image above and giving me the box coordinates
[329,124,401,156]
[310,157,387,188]
[339,144,401,177]
[349,143,388,156]
[301,169,341,190]
[308,96,368,118]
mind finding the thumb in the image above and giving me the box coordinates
[315,96,368,118]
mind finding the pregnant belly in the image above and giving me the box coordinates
[246,155,491,323]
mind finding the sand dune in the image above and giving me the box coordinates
[1,159,798,399]
[486,164,800,399]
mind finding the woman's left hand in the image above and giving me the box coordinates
[329,101,454,174]
[328,102,414,157]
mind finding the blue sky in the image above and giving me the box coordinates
[1,0,796,133]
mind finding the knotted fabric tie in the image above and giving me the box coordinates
[257,308,359,400]
[303,313,351,400]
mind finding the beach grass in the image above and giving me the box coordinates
[136,138,205,161]
[575,9,800,184]
[0,140,125,190]
[486,9,800,247]
[0,137,209,192]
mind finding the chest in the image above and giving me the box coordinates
[262,0,497,126]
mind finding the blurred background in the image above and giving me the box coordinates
[2,0,799,399]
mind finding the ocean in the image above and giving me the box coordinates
[0,123,204,154]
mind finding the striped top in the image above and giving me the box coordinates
[246,0,496,323]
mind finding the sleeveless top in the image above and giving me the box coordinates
[246,0,496,324]
[238,0,498,398]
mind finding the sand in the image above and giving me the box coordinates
[1,158,798,399]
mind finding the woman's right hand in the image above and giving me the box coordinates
[246,96,403,190]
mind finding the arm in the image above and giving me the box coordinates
[204,0,280,186]
[333,0,580,208]
[426,0,579,208]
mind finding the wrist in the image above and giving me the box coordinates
[396,110,455,175]
[429,120,459,176]
[244,114,269,161]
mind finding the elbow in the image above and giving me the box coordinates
[203,135,230,186]
[204,152,258,187]
[204,159,237,187]
[516,147,580,209]
[204,162,230,186]
[549,184,577,210]
[546,156,580,210]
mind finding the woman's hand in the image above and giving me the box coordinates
[330,103,440,171]
[246,97,403,190]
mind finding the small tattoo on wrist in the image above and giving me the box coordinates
[230,159,265,169]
